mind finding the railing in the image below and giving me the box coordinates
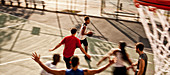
[0,0,140,22]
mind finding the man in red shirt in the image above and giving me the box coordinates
[49,28,91,69]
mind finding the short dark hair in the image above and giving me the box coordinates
[71,28,77,34]
[119,41,126,49]
[71,56,79,67]
[84,16,89,21]
[136,42,144,51]
[53,54,60,63]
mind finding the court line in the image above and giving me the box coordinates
[0,54,152,66]
[0,12,154,56]
[0,56,50,66]
[0,23,25,29]
[0,12,153,64]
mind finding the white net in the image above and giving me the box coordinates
[136,5,170,75]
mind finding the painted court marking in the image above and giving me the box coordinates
[0,23,25,29]
[0,54,152,66]
[0,12,153,66]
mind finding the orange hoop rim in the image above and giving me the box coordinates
[134,0,170,10]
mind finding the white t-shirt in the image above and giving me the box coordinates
[41,61,56,75]
[111,48,125,67]
[78,23,87,40]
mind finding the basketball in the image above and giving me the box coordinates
[87,31,93,36]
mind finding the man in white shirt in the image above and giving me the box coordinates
[78,16,91,60]
[41,54,60,75]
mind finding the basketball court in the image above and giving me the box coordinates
[0,0,170,75]
[0,11,155,75]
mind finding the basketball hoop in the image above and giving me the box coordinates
[134,0,170,75]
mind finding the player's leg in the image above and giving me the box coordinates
[85,46,88,52]
[83,38,91,60]
[63,57,71,69]
[83,38,88,52]
[80,40,83,44]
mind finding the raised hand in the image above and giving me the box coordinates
[109,57,115,64]
[32,52,41,63]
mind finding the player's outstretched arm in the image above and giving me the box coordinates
[126,54,136,72]
[127,61,138,72]
[132,61,138,66]
[96,56,109,66]
[49,43,62,52]
[86,58,115,75]
[97,50,114,66]
[32,52,65,75]
[79,46,91,59]
[127,65,136,72]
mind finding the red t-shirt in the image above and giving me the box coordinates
[61,35,81,58]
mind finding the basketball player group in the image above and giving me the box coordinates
[32,16,148,75]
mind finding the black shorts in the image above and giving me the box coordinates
[113,66,127,75]
[63,57,71,69]
[80,38,88,46]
